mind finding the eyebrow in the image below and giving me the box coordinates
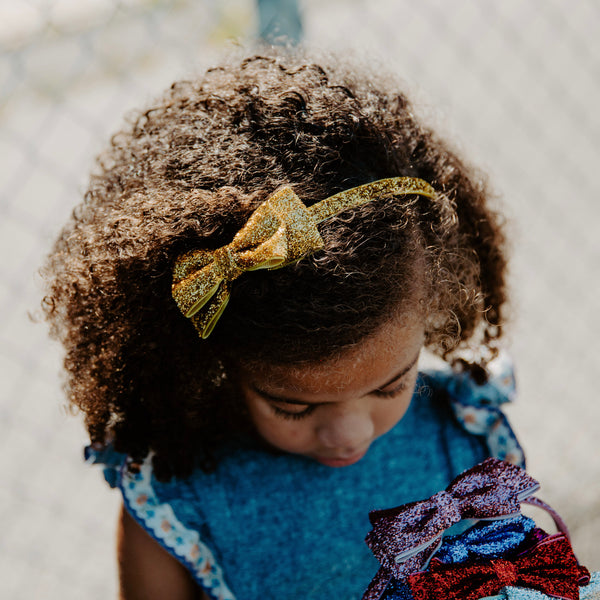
[252,351,421,406]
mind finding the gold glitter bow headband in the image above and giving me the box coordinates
[172,177,436,338]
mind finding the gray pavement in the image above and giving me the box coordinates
[1,1,599,598]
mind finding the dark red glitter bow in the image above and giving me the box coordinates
[365,459,539,583]
[408,534,590,600]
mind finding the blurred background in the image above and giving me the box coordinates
[1,0,598,597]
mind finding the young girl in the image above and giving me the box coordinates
[42,47,523,600]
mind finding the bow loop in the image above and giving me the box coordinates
[447,458,539,519]
[232,186,323,259]
[236,226,290,271]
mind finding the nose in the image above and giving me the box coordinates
[316,408,374,451]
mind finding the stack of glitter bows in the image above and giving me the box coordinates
[362,459,599,600]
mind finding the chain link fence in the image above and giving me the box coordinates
[1,0,599,597]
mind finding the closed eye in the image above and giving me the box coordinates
[372,380,408,398]
[269,402,317,420]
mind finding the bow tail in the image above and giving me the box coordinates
[190,283,231,338]
[172,259,223,318]
[361,567,393,600]
[517,571,587,600]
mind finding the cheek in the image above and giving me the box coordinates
[373,400,409,436]
[373,384,416,435]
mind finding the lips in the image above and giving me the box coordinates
[314,448,368,467]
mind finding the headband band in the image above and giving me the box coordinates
[172,177,436,338]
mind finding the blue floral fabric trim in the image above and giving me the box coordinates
[85,447,236,600]
[424,353,525,469]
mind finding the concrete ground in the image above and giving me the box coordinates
[1,1,598,598]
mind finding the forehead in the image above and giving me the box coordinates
[240,313,425,397]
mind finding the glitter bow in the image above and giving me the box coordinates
[434,515,537,564]
[407,534,590,600]
[172,177,436,338]
[363,459,540,599]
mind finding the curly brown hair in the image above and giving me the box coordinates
[42,48,508,480]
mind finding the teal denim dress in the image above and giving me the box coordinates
[87,356,522,600]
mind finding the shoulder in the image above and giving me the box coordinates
[117,503,203,600]
[86,447,237,599]
[419,352,516,407]
[417,353,524,468]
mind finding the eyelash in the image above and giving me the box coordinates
[373,381,408,398]
[268,380,408,420]
[270,403,317,420]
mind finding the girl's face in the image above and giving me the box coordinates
[239,315,425,467]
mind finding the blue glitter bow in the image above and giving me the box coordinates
[435,515,536,564]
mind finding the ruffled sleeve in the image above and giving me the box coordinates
[422,353,525,469]
[85,445,237,600]
[84,443,127,488]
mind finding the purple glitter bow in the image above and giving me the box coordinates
[363,459,540,600]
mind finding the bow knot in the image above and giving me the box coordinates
[212,247,242,281]
[493,560,518,588]
[430,491,462,524]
